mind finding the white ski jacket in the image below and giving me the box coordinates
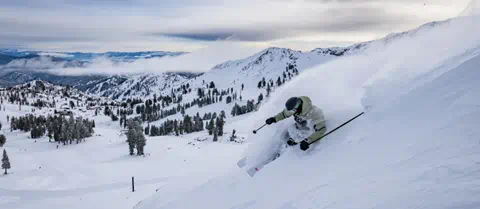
[274,96,326,143]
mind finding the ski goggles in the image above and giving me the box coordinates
[286,101,302,114]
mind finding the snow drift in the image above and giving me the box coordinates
[136,2,480,209]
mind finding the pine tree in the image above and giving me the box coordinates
[258,93,264,104]
[247,100,255,112]
[111,113,119,121]
[183,115,193,133]
[276,76,282,86]
[213,127,218,142]
[127,122,137,155]
[215,117,224,136]
[266,84,271,98]
[74,118,82,143]
[174,120,179,136]
[231,103,240,116]
[104,106,110,116]
[150,125,158,136]
[2,149,11,174]
[67,116,75,144]
[60,122,68,145]
[136,133,146,155]
[145,124,150,135]
[179,121,184,135]
[207,118,215,135]
[0,135,5,147]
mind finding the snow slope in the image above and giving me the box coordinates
[84,73,188,100]
[0,99,245,209]
[135,7,480,209]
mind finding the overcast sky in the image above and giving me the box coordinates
[0,0,471,52]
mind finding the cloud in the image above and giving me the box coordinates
[37,52,74,58]
[160,32,234,41]
[2,56,68,70]
[0,0,472,52]
[29,41,265,76]
[155,5,420,42]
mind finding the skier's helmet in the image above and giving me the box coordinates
[285,97,302,113]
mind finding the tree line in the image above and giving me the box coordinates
[146,111,226,141]
[10,114,95,145]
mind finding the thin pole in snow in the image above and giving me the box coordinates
[132,176,135,192]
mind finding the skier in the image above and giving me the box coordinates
[265,96,326,151]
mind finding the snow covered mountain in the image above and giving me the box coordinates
[133,9,480,209]
[84,73,190,100]
[1,4,479,209]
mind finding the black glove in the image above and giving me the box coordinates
[265,117,276,125]
[300,140,310,151]
[287,139,297,146]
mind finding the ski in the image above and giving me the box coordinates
[246,164,264,177]
[244,151,282,177]
[238,140,293,177]
[236,156,248,168]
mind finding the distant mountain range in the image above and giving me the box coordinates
[0,49,185,62]
[0,49,189,89]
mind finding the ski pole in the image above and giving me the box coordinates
[309,112,364,144]
[252,124,267,134]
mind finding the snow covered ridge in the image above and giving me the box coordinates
[135,8,480,209]
[84,73,189,100]
[209,19,450,74]
[4,80,115,109]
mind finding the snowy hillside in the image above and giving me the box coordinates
[84,73,190,100]
[134,8,480,209]
[0,79,247,209]
[1,3,480,209]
